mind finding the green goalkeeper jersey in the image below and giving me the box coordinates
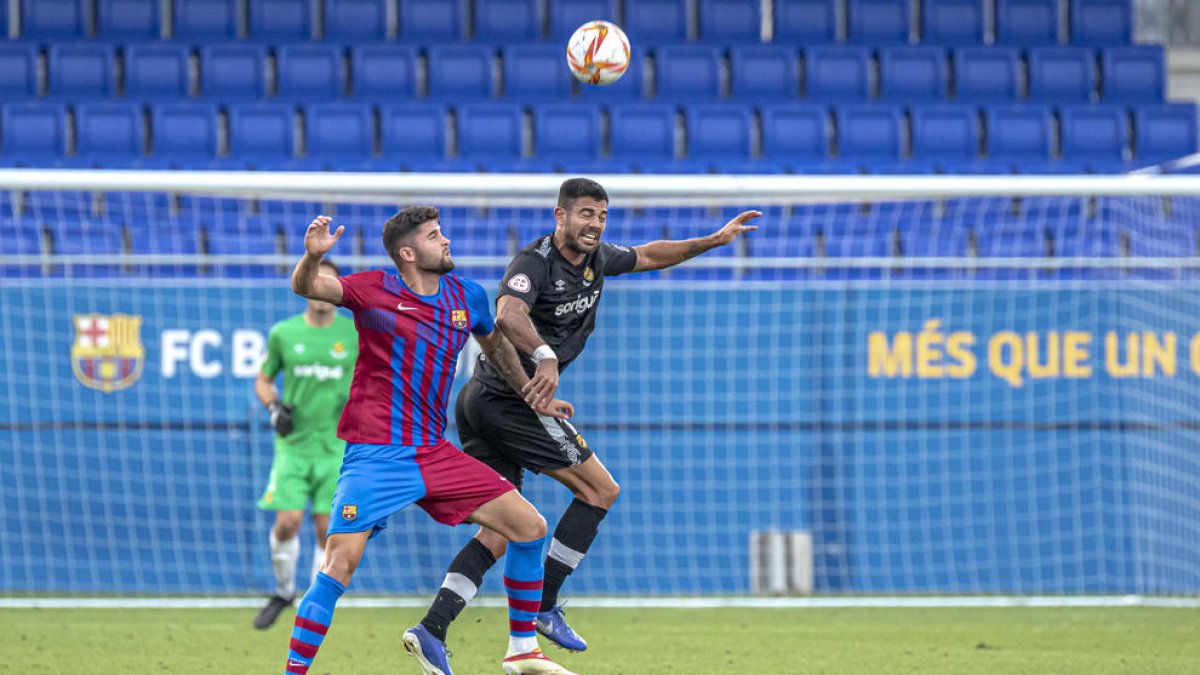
[262,313,358,458]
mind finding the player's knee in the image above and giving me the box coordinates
[511,512,547,542]
[321,550,359,582]
[274,514,302,540]
[598,479,620,509]
[475,529,508,559]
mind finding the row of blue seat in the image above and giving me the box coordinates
[1,101,1193,173]
[0,42,1166,103]
[7,0,1134,46]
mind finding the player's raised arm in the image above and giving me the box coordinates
[632,209,762,273]
[291,216,345,304]
[476,328,574,419]
[495,294,560,408]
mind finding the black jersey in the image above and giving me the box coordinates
[475,233,638,396]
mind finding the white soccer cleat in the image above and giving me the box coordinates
[501,647,579,674]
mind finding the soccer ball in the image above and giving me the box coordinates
[566,20,631,86]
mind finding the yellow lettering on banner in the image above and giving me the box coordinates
[1142,332,1176,377]
[868,331,913,378]
[1105,332,1139,378]
[1026,332,1060,379]
[1190,333,1200,376]
[944,331,977,378]
[916,320,945,378]
[1063,331,1092,378]
[988,331,1024,387]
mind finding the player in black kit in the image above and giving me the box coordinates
[412,178,760,662]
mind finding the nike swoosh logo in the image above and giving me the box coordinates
[396,303,419,311]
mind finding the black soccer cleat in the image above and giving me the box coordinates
[253,593,294,630]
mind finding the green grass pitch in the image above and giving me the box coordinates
[3,606,1197,674]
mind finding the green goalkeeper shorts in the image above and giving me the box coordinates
[258,452,343,514]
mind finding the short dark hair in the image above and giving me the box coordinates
[319,258,341,276]
[382,206,440,264]
[557,178,608,210]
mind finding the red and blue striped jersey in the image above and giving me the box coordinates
[336,270,494,446]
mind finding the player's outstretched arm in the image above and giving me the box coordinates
[495,295,561,410]
[476,328,573,419]
[291,215,345,304]
[632,209,762,272]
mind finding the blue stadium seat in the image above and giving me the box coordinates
[624,0,688,43]
[0,44,39,99]
[807,47,872,101]
[50,223,124,277]
[911,105,980,166]
[744,228,818,280]
[248,0,312,40]
[1060,105,1128,168]
[398,0,465,40]
[277,45,345,99]
[995,0,1058,45]
[1135,103,1198,166]
[824,226,894,280]
[351,46,417,100]
[457,103,523,168]
[610,103,676,165]
[899,222,970,278]
[228,104,296,166]
[700,0,761,41]
[923,0,985,44]
[879,47,948,101]
[476,0,541,41]
[761,104,829,167]
[504,46,571,99]
[731,46,798,100]
[975,222,1047,280]
[1028,47,1095,103]
[985,105,1053,166]
[21,0,86,37]
[174,0,238,39]
[533,103,602,165]
[76,104,143,165]
[305,103,374,167]
[208,230,282,278]
[152,103,219,165]
[953,47,1020,101]
[128,222,200,276]
[775,0,837,44]
[1053,224,1120,279]
[656,46,722,100]
[98,0,160,37]
[550,0,618,39]
[1127,225,1196,280]
[380,104,447,167]
[427,45,494,100]
[1072,0,1132,45]
[687,104,753,164]
[324,0,388,40]
[848,0,910,45]
[0,1,6,37]
[48,45,115,99]
[200,45,268,100]
[125,45,189,99]
[1101,46,1164,102]
[6,222,42,278]
[836,105,904,163]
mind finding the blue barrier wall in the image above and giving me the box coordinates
[1,280,1198,595]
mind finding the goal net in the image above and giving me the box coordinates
[1,170,1198,598]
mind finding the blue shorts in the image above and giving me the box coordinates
[326,439,515,538]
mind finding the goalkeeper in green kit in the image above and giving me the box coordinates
[252,258,358,630]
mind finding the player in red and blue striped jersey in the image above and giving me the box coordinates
[284,208,577,675]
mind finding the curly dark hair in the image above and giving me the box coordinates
[382,206,440,266]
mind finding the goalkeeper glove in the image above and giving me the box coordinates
[268,401,296,437]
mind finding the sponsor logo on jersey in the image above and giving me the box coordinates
[451,309,469,329]
[396,302,419,312]
[71,313,145,393]
[554,290,601,317]
[342,504,358,521]
[508,273,532,293]
[583,267,595,282]
[291,363,345,381]
[330,341,349,359]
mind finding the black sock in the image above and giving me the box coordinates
[420,538,497,642]
[540,498,608,612]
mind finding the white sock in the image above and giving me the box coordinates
[509,636,538,654]
[311,542,326,585]
[269,532,300,599]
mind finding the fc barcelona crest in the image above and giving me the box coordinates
[451,309,468,329]
[342,504,358,521]
[70,313,145,393]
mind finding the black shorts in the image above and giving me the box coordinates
[455,377,594,491]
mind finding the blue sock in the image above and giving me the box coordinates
[503,537,545,644]
[285,572,346,674]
